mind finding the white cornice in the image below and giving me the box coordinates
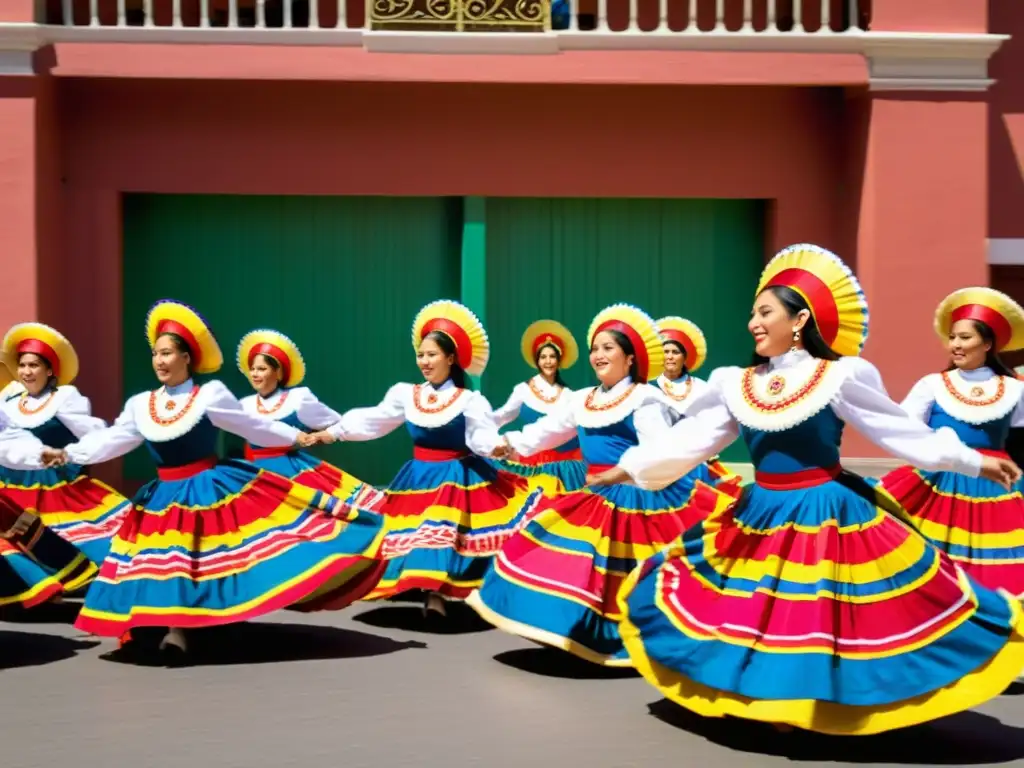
[0,22,1010,92]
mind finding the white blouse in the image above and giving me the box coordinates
[619,350,984,491]
[0,410,46,470]
[2,385,107,438]
[326,380,503,457]
[654,373,710,418]
[899,368,1024,427]
[240,386,342,430]
[492,375,573,428]
[505,376,673,458]
[64,379,301,466]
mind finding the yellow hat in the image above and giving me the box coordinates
[146,300,223,374]
[2,323,79,386]
[656,317,708,373]
[412,300,489,377]
[237,329,307,388]
[934,287,1024,353]
[520,320,579,371]
[588,304,664,382]
[756,243,869,357]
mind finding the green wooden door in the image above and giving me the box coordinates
[122,194,461,486]
[483,197,764,462]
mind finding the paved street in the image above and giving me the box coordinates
[4,598,1024,768]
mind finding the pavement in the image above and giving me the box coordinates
[3,598,1024,768]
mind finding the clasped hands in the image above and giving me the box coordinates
[296,430,337,449]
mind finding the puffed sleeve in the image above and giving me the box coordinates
[0,420,46,470]
[618,369,741,491]
[633,399,676,441]
[295,388,343,431]
[204,380,300,447]
[328,384,408,442]
[1010,381,1024,428]
[464,392,504,456]
[897,376,937,424]
[492,384,525,429]
[505,398,578,457]
[64,398,146,465]
[833,358,982,477]
[54,387,109,438]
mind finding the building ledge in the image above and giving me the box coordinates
[0,22,1009,91]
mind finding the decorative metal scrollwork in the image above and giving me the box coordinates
[368,0,549,31]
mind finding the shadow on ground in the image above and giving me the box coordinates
[102,622,427,667]
[493,646,638,680]
[352,601,494,635]
[647,700,1024,764]
[0,599,83,625]
[0,629,98,669]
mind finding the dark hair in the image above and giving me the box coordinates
[534,342,568,387]
[423,330,472,390]
[944,320,1017,378]
[751,285,840,365]
[255,353,282,372]
[17,352,57,392]
[157,332,194,376]
[595,329,643,383]
[662,339,690,378]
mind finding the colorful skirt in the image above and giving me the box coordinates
[489,448,587,496]
[344,446,531,600]
[877,452,1024,597]
[618,468,1024,735]
[0,465,132,568]
[0,494,96,608]
[245,445,363,503]
[74,457,386,637]
[466,465,724,667]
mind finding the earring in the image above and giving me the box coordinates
[791,329,801,350]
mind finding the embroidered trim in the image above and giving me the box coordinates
[724,359,844,433]
[256,389,289,415]
[527,377,562,405]
[931,370,1021,426]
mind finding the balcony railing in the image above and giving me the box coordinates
[38,0,870,39]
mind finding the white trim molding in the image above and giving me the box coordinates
[865,32,1009,92]
[0,21,1010,88]
[989,238,1024,267]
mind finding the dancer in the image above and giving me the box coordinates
[0,323,132,571]
[491,319,585,494]
[878,288,1024,597]
[47,300,384,661]
[590,244,1024,735]
[654,316,738,490]
[467,304,719,666]
[238,328,362,502]
[311,300,529,618]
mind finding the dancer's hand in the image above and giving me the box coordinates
[7,511,36,537]
[296,432,318,448]
[491,438,516,461]
[309,430,337,446]
[980,455,1022,490]
[41,447,67,467]
[586,466,629,487]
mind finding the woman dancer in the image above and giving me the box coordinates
[590,244,1024,734]
[47,300,385,662]
[311,300,529,618]
[467,304,721,666]
[878,287,1024,597]
[238,328,362,502]
[491,320,585,494]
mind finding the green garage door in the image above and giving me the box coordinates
[483,198,764,463]
[122,194,461,486]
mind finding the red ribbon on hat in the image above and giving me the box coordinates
[532,333,564,359]
[661,329,697,367]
